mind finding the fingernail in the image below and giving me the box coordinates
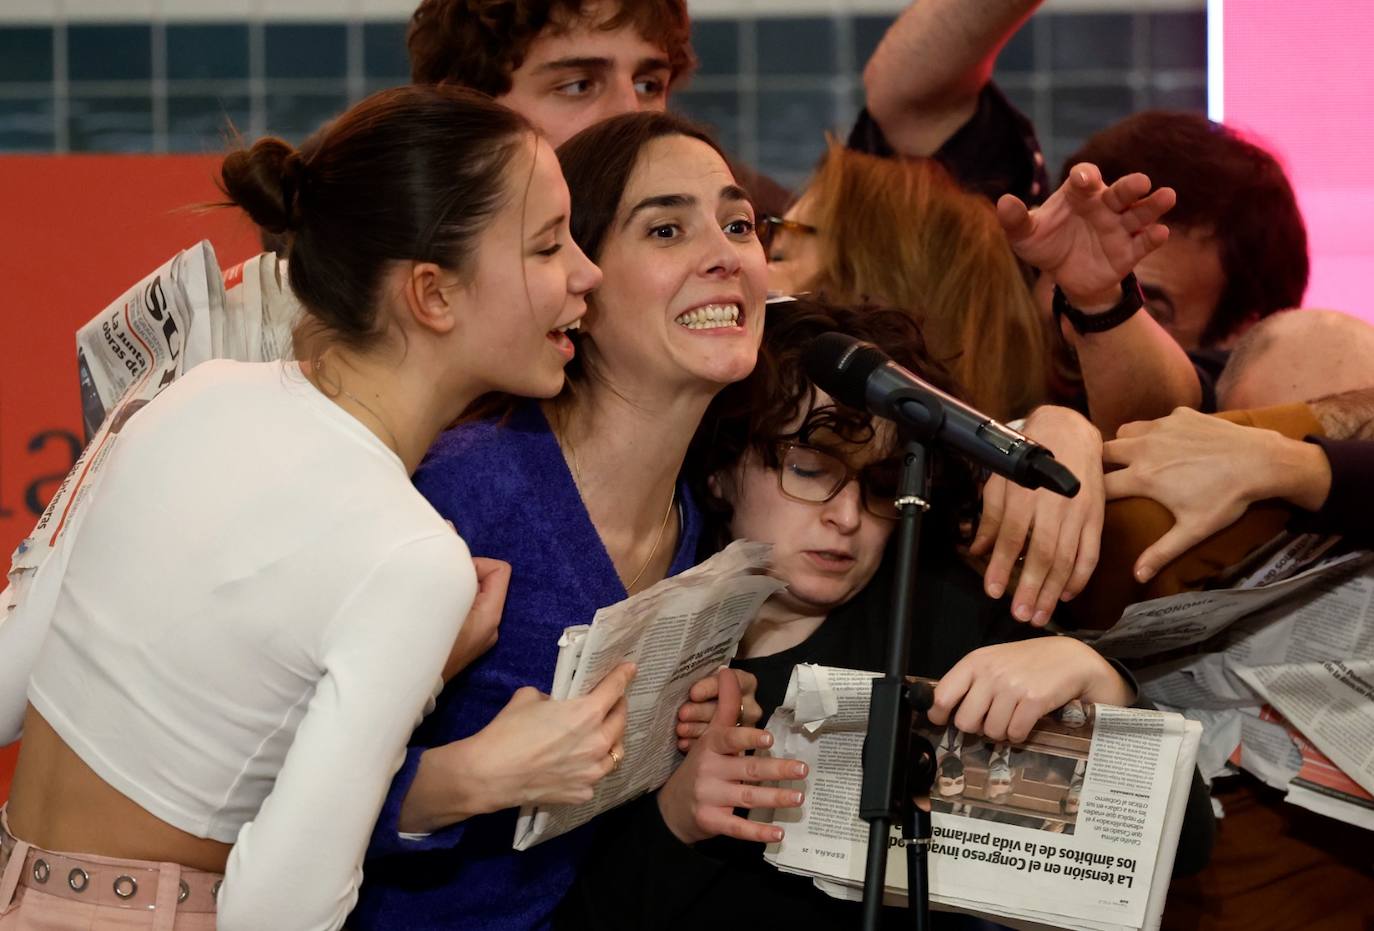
[761,733,774,748]
[1136,566,1155,582]
[1032,609,1049,625]
[987,582,1004,599]
[789,791,804,805]
[1013,603,1032,621]
[792,762,808,778]
[771,828,784,842]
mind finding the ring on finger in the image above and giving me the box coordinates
[608,747,623,771]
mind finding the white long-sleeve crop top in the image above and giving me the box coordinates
[0,360,476,931]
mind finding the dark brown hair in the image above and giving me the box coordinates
[1064,110,1309,347]
[556,110,725,385]
[689,296,976,547]
[460,109,726,423]
[408,0,695,95]
[219,85,531,352]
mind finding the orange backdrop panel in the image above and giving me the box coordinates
[1,155,262,801]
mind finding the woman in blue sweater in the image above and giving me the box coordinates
[350,112,769,930]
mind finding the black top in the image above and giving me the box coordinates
[847,83,1049,207]
[557,545,1215,930]
[1187,347,1230,414]
[1298,436,1374,546]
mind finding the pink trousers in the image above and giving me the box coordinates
[0,809,219,931]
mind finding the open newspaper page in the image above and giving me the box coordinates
[513,541,786,850]
[1099,543,1374,829]
[756,664,1199,931]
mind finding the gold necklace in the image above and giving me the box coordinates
[338,386,401,456]
[564,433,676,592]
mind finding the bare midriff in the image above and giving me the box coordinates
[6,705,230,874]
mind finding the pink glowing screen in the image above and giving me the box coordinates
[1222,0,1374,321]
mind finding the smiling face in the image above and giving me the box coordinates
[579,133,767,396]
[455,135,602,397]
[717,392,896,617]
[498,2,672,149]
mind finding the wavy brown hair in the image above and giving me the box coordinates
[796,141,1047,422]
[408,0,695,95]
[689,296,977,550]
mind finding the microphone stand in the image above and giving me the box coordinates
[860,436,938,931]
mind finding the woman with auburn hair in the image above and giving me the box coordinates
[766,142,1047,422]
[767,141,1183,632]
[0,85,601,930]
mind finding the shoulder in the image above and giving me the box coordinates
[414,402,558,521]
[330,529,476,648]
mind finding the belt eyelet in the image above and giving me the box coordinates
[67,867,89,892]
[113,874,138,899]
[32,858,50,884]
[210,879,222,899]
[178,879,190,903]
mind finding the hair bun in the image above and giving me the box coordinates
[220,137,307,235]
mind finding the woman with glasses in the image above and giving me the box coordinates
[559,296,1213,929]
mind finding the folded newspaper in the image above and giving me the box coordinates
[754,664,1201,931]
[513,540,786,850]
[1077,534,1374,830]
[8,244,299,627]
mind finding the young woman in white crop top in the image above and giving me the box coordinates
[0,85,607,931]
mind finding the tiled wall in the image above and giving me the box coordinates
[0,8,1205,192]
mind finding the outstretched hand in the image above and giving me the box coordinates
[1103,407,1332,582]
[657,669,808,845]
[999,163,1175,307]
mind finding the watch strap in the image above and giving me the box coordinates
[1053,273,1144,335]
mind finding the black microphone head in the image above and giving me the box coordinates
[801,332,889,409]
[1027,455,1081,498]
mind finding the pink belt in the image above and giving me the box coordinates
[0,813,220,914]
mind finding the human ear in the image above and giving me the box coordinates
[400,261,459,336]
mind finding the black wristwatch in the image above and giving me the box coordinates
[1053,273,1144,335]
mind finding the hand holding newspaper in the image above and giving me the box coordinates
[756,664,1201,931]
[512,540,786,850]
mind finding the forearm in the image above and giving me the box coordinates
[1266,434,1332,512]
[865,0,1041,155]
[1069,311,1201,438]
[396,740,492,834]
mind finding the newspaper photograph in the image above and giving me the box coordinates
[513,541,786,850]
[756,664,1201,931]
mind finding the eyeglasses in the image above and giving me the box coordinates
[758,215,818,255]
[775,443,901,520]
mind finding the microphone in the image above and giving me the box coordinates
[802,332,1079,497]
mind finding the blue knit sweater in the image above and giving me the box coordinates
[349,401,701,931]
